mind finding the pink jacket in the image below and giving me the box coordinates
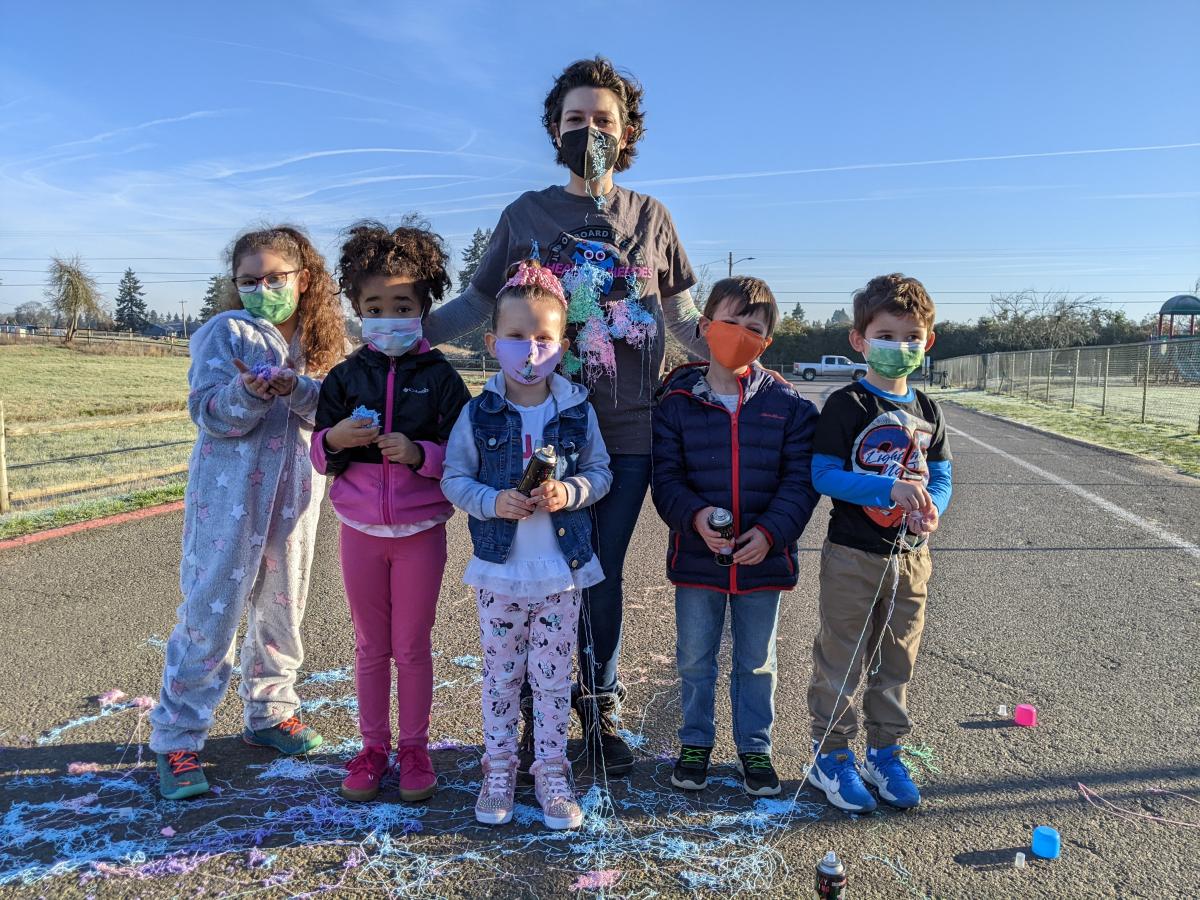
[309,339,472,527]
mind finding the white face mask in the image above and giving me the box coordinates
[362,317,422,356]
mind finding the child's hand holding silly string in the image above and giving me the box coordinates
[907,506,939,535]
[732,528,771,565]
[890,480,932,514]
[377,432,423,466]
[267,357,298,397]
[531,479,568,513]
[693,506,733,556]
[495,489,535,521]
[232,359,274,400]
[326,415,380,451]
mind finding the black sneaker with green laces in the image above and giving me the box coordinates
[736,751,781,796]
[670,744,713,791]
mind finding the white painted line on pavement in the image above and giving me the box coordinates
[946,424,1200,561]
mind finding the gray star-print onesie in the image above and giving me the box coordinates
[149,310,328,752]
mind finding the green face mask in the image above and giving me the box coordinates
[242,285,298,325]
[865,339,925,378]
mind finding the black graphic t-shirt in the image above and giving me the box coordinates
[813,381,951,554]
[470,186,696,454]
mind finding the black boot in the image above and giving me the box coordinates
[516,694,535,784]
[573,687,635,776]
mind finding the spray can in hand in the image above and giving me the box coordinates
[815,851,846,899]
[708,508,736,567]
[516,446,558,496]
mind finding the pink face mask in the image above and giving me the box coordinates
[494,338,564,385]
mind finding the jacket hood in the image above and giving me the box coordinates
[480,372,590,412]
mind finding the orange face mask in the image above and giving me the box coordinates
[705,320,772,370]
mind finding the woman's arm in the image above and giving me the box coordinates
[423,284,497,346]
[661,289,710,360]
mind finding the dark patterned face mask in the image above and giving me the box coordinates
[559,127,620,206]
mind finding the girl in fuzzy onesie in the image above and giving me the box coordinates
[149,225,346,800]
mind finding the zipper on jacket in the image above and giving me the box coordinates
[382,357,397,525]
[729,374,744,594]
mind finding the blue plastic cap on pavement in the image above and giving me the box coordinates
[1031,825,1061,859]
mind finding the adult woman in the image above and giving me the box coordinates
[426,57,707,776]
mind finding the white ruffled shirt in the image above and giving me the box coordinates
[463,394,604,596]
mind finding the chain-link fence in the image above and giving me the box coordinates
[936,337,1200,432]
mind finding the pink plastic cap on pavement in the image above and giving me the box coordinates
[1014,704,1038,727]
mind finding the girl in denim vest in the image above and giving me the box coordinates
[442,260,612,829]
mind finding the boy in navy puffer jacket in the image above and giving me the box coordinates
[651,276,819,797]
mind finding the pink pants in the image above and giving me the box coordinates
[339,522,447,749]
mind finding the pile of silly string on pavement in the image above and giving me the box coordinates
[0,624,851,898]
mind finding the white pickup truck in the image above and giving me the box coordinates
[792,355,868,381]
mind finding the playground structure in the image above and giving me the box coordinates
[1154,293,1200,340]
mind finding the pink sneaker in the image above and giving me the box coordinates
[396,744,437,802]
[339,746,389,802]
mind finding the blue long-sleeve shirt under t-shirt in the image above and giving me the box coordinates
[810,379,952,554]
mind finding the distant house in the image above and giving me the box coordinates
[142,322,187,338]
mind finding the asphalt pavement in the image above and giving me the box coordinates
[1,380,1197,898]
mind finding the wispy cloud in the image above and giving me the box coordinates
[250,80,429,113]
[205,146,535,179]
[51,110,230,150]
[1085,191,1200,200]
[630,142,1200,188]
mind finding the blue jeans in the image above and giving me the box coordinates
[675,587,781,753]
[577,453,652,698]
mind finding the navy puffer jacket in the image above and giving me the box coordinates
[651,364,820,594]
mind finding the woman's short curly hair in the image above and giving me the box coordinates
[336,219,451,316]
[542,56,646,173]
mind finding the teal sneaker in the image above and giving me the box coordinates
[242,716,323,755]
[156,750,210,800]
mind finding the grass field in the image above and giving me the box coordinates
[0,345,189,422]
[0,344,489,537]
[936,387,1200,476]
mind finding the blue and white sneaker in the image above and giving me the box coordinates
[859,745,921,809]
[807,743,877,813]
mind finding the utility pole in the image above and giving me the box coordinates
[727,252,756,278]
[179,301,188,339]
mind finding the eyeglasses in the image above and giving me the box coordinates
[234,270,299,293]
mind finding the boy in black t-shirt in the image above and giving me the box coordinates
[806,274,952,813]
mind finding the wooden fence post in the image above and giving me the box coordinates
[0,400,9,514]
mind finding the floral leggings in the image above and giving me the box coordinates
[475,587,580,761]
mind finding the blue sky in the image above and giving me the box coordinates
[1,1,1197,323]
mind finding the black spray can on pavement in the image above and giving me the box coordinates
[708,507,735,567]
[516,446,558,496]
[815,850,846,898]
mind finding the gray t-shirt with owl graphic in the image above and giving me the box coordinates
[425,185,701,455]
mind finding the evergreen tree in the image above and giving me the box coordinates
[114,268,149,332]
[456,228,493,293]
[827,308,851,327]
[198,275,231,323]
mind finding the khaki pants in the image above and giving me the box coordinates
[807,539,931,750]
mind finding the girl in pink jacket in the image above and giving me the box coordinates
[311,221,470,803]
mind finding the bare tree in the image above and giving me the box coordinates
[46,256,103,343]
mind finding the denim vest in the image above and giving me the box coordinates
[466,390,595,567]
